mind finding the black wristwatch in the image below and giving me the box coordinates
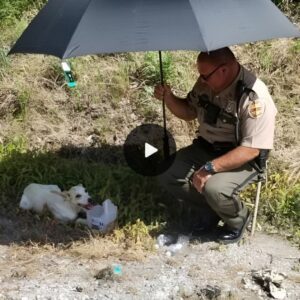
[203,161,216,174]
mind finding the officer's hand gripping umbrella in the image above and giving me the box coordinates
[9,0,300,158]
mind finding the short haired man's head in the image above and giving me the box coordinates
[197,47,236,66]
[197,47,239,93]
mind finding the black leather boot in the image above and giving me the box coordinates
[217,212,251,244]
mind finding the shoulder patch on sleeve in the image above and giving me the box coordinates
[247,99,265,119]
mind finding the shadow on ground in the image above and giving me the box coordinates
[0,143,171,246]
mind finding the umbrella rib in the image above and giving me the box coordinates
[189,0,209,52]
[62,0,93,59]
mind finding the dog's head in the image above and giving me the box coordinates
[64,184,92,208]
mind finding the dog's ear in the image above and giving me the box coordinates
[51,190,70,201]
[51,190,65,197]
[62,191,72,202]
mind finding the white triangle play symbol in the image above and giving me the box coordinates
[145,142,158,158]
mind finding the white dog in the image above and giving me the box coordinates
[19,183,92,222]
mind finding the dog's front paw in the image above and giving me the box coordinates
[75,218,88,226]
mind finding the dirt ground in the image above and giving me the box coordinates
[0,37,299,300]
[0,215,299,300]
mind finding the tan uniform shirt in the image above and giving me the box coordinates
[187,66,277,149]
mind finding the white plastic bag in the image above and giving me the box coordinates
[87,199,117,233]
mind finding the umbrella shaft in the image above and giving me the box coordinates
[159,51,164,85]
[159,51,167,129]
[159,51,169,159]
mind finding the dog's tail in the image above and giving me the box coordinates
[19,194,32,210]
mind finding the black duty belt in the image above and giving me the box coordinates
[194,137,235,155]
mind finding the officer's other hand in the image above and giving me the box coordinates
[192,167,211,193]
[154,84,172,101]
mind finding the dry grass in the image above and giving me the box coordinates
[0,15,299,256]
[64,220,157,261]
[234,39,300,176]
[1,36,299,163]
[1,222,154,270]
[68,235,150,262]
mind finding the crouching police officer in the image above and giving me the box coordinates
[154,47,277,244]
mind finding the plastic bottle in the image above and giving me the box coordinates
[156,234,176,247]
[61,61,77,88]
[166,235,190,256]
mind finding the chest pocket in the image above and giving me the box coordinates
[197,94,220,125]
[197,94,237,126]
[218,110,237,125]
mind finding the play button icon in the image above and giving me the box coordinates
[145,143,158,158]
[124,124,176,176]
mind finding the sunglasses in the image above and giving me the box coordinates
[200,63,226,81]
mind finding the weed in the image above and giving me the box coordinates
[258,44,273,72]
[133,88,161,121]
[0,0,46,26]
[290,40,300,54]
[136,51,175,86]
[15,88,30,120]
[272,1,300,20]
[0,135,27,156]
[42,61,65,90]
[241,172,300,244]
[113,219,155,248]
[108,62,130,108]
[0,47,10,79]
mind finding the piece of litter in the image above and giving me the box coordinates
[156,234,175,247]
[269,282,287,300]
[112,264,122,276]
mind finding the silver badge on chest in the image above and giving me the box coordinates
[225,100,235,114]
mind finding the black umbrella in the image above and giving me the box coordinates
[9,0,300,58]
[8,0,300,157]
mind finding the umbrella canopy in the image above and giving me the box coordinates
[9,0,300,59]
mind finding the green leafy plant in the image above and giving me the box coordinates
[241,172,300,244]
[258,44,274,72]
[15,88,30,120]
[0,47,10,79]
[138,51,175,86]
[290,40,300,54]
[0,0,46,25]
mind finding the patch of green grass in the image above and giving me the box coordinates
[15,88,30,120]
[0,135,27,156]
[113,218,158,249]
[0,0,46,26]
[0,145,167,226]
[241,172,300,244]
[0,47,10,79]
[108,62,130,108]
[290,40,300,54]
[137,51,176,86]
[133,87,161,121]
[258,44,273,72]
[261,173,300,224]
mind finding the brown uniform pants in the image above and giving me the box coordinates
[158,139,258,231]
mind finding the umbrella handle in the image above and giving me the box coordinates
[159,51,170,159]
